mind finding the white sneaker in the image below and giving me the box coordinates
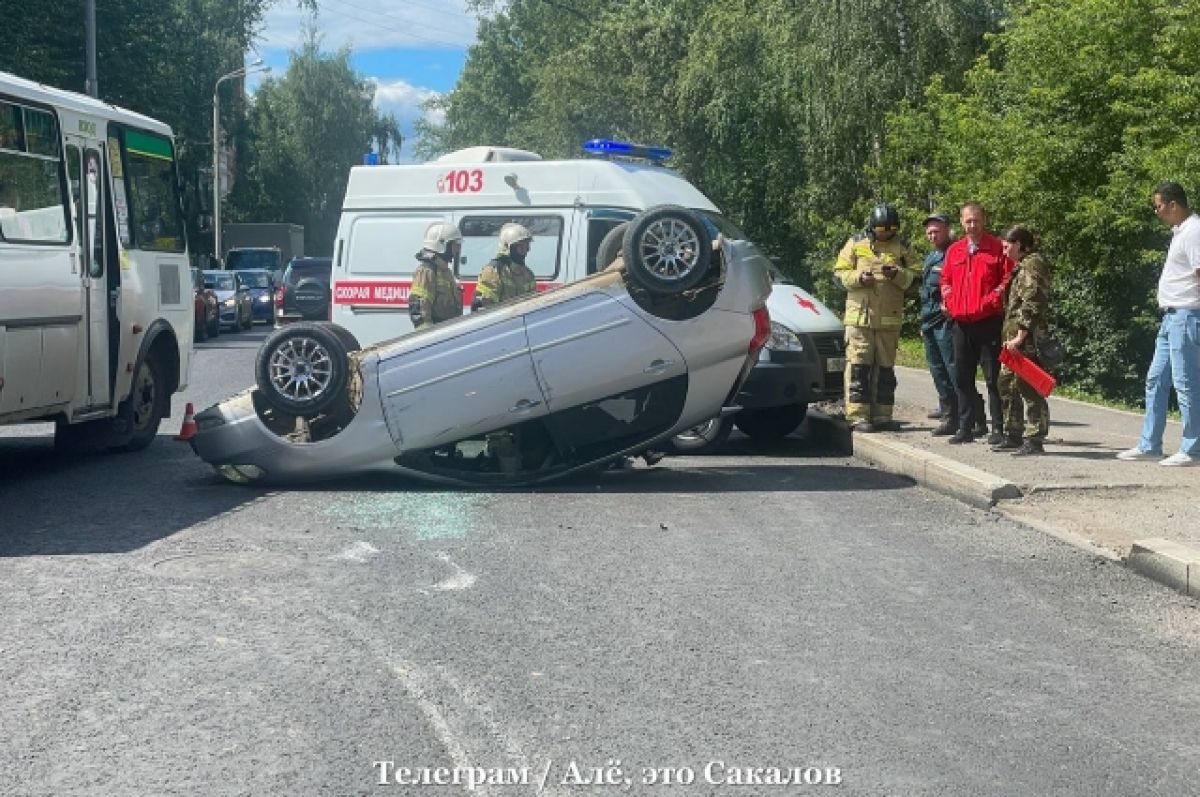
[1160,451,1200,467]
[1116,447,1160,461]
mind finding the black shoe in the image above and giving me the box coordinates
[986,432,1007,446]
[851,420,877,433]
[991,435,1022,451]
[931,418,958,437]
[948,430,974,444]
[1011,440,1045,456]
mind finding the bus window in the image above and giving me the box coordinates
[0,101,69,244]
[119,128,184,253]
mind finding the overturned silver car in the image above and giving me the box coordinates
[190,207,772,486]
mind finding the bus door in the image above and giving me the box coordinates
[64,138,110,408]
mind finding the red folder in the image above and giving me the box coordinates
[999,347,1056,397]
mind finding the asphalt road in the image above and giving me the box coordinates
[2,330,1199,795]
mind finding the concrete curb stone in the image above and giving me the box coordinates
[1128,539,1200,597]
[851,432,1022,509]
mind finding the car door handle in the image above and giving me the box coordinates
[644,358,675,375]
[510,398,542,412]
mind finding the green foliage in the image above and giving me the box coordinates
[226,34,402,255]
[875,0,1200,401]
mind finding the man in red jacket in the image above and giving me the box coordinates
[939,202,1014,444]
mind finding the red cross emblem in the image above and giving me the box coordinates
[794,293,819,314]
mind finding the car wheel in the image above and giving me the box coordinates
[622,205,713,295]
[113,355,165,452]
[668,415,734,454]
[323,323,361,353]
[734,403,808,442]
[293,278,330,320]
[255,322,349,418]
[596,222,629,272]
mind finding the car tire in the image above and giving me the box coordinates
[255,322,350,418]
[113,355,165,452]
[293,277,330,320]
[322,323,361,353]
[734,402,808,442]
[668,415,734,454]
[622,205,713,295]
[595,222,629,273]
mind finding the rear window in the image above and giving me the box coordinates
[204,272,235,291]
[286,261,331,285]
[227,250,280,270]
[239,271,272,288]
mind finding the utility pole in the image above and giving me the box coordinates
[85,0,98,97]
[212,60,270,262]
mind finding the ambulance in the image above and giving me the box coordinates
[329,140,844,449]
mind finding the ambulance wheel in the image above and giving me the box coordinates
[622,205,713,295]
[734,403,808,441]
[256,322,349,418]
[595,222,629,273]
[668,415,733,454]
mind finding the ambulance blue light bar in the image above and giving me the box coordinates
[582,139,672,162]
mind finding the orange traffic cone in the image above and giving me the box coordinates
[174,402,198,442]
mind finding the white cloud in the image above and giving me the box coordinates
[258,0,476,52]
[371,78,442,125]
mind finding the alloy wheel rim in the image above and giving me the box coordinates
[636,218,701,283]
[268,336,334,404]
[677,417,722,443]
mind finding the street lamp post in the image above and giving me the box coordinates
[212,60,270,264]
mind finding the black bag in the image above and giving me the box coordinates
[1033,329,1066,368]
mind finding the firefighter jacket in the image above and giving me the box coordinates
[919,248,949,333]
[1001,252,1051,345]
[476,255,536,307]
[940,234,1013,323]
[834,232,918,329]
[410,255,463,327]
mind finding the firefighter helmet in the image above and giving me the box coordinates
[421,221,463,255]
[497,223,533,255]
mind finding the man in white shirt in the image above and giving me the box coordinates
[1118,181,1200,466]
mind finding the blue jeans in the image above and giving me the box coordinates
[922,321,956,409]
[1138,309,1200,457]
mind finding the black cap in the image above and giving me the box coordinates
[922,213,951,226]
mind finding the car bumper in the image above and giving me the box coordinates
[251,302,273,321]
[736,330,844,408]
[218,308,239,326]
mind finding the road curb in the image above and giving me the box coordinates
[851,433,1022,509]
[1128,539,1200,597]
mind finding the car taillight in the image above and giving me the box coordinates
[274,287,284,308]
[749,306,771,356]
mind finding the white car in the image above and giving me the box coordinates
[190,207,772,486]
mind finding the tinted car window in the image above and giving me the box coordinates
[285,260,331,285]
[204,272,235,291]
[239,270,272,288]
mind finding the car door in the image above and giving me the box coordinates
[375,317,548,451]
[523,292,689,456]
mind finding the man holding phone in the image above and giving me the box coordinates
[834,203,919,432]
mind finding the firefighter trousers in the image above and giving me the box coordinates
[844,326,900,424]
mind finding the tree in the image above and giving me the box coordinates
[226,34,403,256]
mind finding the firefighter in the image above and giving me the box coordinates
[473,223,537,310]
[834,203,919,432]
[409,222,464,329]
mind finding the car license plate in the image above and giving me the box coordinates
[826,357,845,373]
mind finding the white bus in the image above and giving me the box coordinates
[0,70,191,450]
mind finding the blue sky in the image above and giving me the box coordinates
[254,0,477,161]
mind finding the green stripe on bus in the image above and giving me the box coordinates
[124,128,173,161]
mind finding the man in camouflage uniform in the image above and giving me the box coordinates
[834,203,919,432]
[994,226,1052,455]
[409,222,464,330]
[473,223,537,310]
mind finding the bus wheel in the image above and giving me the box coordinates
[115,356,165,452]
